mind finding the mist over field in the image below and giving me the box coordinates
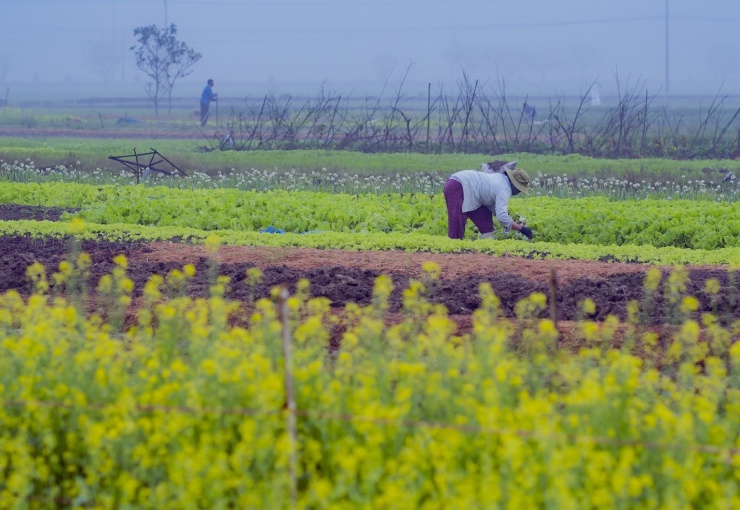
[1,0,740,101]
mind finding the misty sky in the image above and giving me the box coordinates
[2,0,740,98]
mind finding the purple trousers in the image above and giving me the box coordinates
[443,178,494,239]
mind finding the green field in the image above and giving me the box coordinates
[3,98,740,508]
[1,135,738,178]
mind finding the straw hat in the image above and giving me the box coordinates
[504,168,531,195]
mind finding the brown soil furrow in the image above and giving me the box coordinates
[1,235,739,325]
[133,241,649,285]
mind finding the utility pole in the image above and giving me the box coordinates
[113,0,124,82]
[665,0,670,94]
[164,0,168,26]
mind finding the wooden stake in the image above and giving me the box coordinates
[279,287,298,506]
[549,267,560,342]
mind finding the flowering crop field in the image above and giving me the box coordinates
[1,252,739,508]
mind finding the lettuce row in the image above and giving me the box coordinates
[2,219,739,266]
[1,182,740,250]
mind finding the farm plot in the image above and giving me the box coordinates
[1,233,739,328]
[1,234,740,507]
[1,196,740,327]
[2,183,740,507]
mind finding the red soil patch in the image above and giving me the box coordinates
[1,235,738,326]
[132,241,649,285]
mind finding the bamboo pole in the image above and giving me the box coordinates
[279,287,298,506]
[426,82,431,152]
[549,268,560,344]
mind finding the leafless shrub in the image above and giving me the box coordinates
[200,71,740,160]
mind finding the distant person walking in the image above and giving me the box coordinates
[200,79,218,126]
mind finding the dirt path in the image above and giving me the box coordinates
[0,204,80,221]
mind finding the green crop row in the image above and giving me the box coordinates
[2,182,740,250]
[2,219,740,266]
[1,138,737,179]
[3,158,739,201]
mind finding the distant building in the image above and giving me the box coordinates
[591,88,601,106]
[523,102,536,118]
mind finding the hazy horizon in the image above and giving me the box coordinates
[3,0,740,101]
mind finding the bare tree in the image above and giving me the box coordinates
[552,80,598,154]
[130,24,201,115]
[457,72,479,152]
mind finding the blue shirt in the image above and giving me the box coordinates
[200,84,216,104]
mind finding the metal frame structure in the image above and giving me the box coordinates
[108,148,188,184]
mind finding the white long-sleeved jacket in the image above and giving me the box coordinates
[450,170,515,231]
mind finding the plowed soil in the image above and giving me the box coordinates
[2,204,739,328]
